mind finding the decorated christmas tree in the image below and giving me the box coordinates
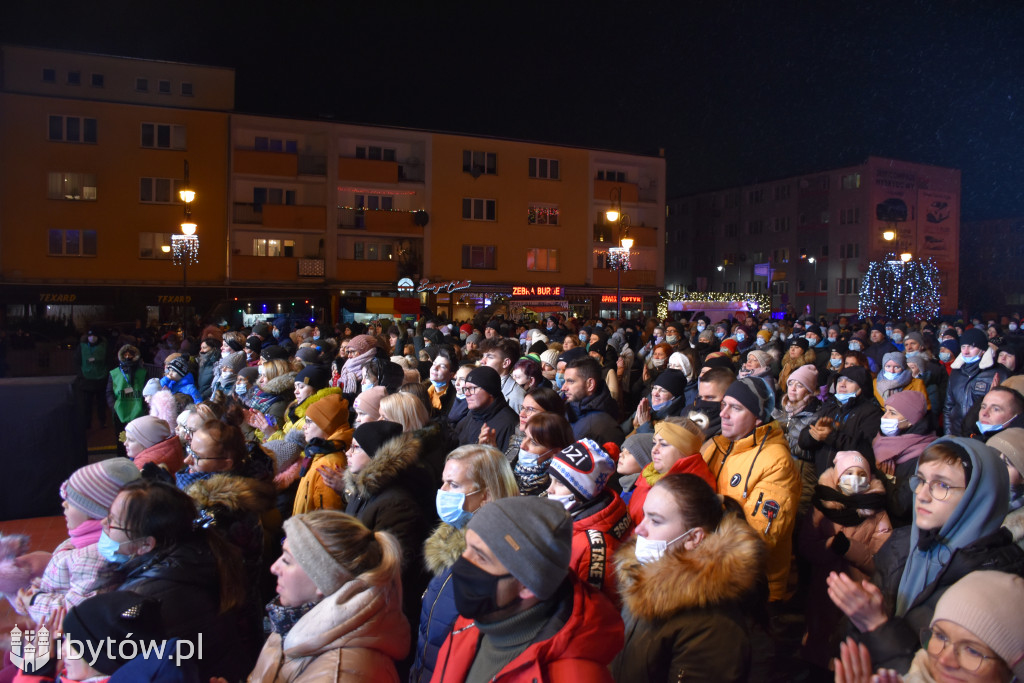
[858,254,941,321]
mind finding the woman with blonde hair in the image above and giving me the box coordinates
[243,510,409,682]
[380,390,459,486]
[379,392,429,431]
[409,445,518,683]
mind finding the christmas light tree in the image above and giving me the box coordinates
[858,254,941,320]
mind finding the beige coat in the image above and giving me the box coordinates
[248,577,410,683]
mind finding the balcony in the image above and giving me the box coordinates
[233,203,326,230]
[593,223,658,248]
[594,179,639,203]
[337,259,398,282]
[591,268,658,288]
[234,150,298,177]
[338,157,399,183]
[233,255,325,282]
[338,208,424,235]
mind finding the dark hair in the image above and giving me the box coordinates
[654,473,743,533]
[198,420,247,466]
[987,386,1024,417]
[525,386,565,416]
[843,351,871,371]
[566,357,602,386]
[919,441,972,485]
[524,412,574,451]
[513,358,544,389]
[699,366,736,389]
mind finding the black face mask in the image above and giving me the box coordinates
[119,359,135,369]
[693,399,721,416]
[451,556,514,621]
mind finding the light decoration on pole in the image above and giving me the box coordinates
[858,253,941,321]
[173,160,199,266]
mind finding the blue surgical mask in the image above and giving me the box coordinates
[313,334,320,341]
[977,417,1013,435]
[835,392,857,405]
[828,336,838,343]
[435,489,476,529]
[696,325,706,333]
[555,373,565,389]
[235,383,248,396]
[666,335,679,345]
[882,371,900,381]
[272,329,280,339]
[879,417,901,436]
[735,333,746,343]
[361,381,375,392]
[98,530,132,565]
[651,401,669,412]
[939,351,952,362]
[755,337,766,347]
[830,358,842,368]
[431,380,447,391]
[848,341,862,352]
[517,448,539,467]
[715,331,725,340]
[891,333,903,343]
[963,354,981,364]
[579,333,587,342]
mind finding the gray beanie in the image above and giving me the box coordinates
[125,416,171,449]
[221,350,246,374]
[881,351,906,370]
[143,378,162,398]
[262,431,305,472]
[723,376,775,425]
[465,332,482,345]
[622,432,655,468]
[467,497,571,600]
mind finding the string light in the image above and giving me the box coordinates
[657,291,771,319]
[858,253,941,320]
[171,234,199,265]
[607,246,631,271]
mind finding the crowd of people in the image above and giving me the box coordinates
[5,311,1024,682]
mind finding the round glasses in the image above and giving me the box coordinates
[921,627,1000,672]
[909,475,965,501]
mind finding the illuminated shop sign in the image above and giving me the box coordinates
[417,278,472,294]
[511,286,564,297]
[601,295,642,304]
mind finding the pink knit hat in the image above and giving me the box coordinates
[61,459,141,520]
[834,451,870,476]
[787,364,819,394]
[885,390,927,425]
[353,386,387,421]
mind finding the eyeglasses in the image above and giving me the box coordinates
[520,404,539,416]
[910,475,965,501]
[185,443,229,462]
[463,384,479,395]
[102,517,132,537]
[921,627,1000,672]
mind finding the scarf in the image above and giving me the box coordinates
[513,459,551,496]
[265,597,317,638]
[68,518,104,549]
[175,470,216,491]
[874,369,912,399]
[339,347,376,394]
[301,438,344,477]
[248,387,282,414]
[812,485,888,528]
[872,432,935,465]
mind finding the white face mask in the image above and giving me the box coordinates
[652,357,666,368]
[548,492,576,511]
[517,448,539,467]
[634,528,697,565]
[838,473,870,495]
[879,417,901,436]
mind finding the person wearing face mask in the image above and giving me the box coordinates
[641,342,674,392]
[874,351,931,410]
[944,328,1006,437]
[612,473,765,682]
[410,445,519,683]
[234,366,259,406]
[500,387,564,464]
[511,411,575,496]
[823,340,849,391]
[664,321,687,352]
[545,439,632,604]
[75,327,110,430]
[799,451,891,670]
[539,349,559,384]
[799,365,882,476]
[964,386,1024,444]
[872,391,935,524]
[692,365,734,438]
[625,368,689,437]
[772,364,822,520]
[986,428,1024,543]
[432,496,624,683]
[105,343,148,457]
[212,337,247,396]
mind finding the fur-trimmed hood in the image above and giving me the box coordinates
[117,344,141,363]
[186,472,275,515]
[261,371,297,396]
[423,523,466,576]
[615,512,766,621]
[344,431,421,500]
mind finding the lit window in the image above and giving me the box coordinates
[462,245,496,269]
[528,204,559,225]
[47,172,97,201]
[526,248,558,271]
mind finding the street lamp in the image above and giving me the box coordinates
[606,188,633,319]
[900,252,912,262]
[172,160,199,331]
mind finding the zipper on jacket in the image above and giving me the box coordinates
[421,573,453,665]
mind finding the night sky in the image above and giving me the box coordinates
[4,0,1023,220]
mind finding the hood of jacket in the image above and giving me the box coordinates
[283,577,409,661]
[117,344,141,364]
[344,431,421,499]
[950,346,996,371]
[262,371,297,396]
[615,512,766,621]
[187,472,276,516]
[423,523,466,576]
[572,490,633,540]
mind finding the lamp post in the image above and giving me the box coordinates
[172,160,199,332]
[606,188,633,319]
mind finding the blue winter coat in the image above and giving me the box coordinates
[160,372,203,404]
[409,523,465,683]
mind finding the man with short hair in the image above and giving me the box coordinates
[563,357,624,446]
[945,328,1005,437]
[479,337,525,414]
[701,377,801,601]
[433,496,623,682]
[454,366,519,450]
[692,366,736,438]
[968,386,1024,442]
[865,324,898,374]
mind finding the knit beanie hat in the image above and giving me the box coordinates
[986,427,1024,478]
[931,571,1024,678]
[226,338,244,352]
[245,335,262,353]
[125,416,171,450]
[252,321,271,338]
[834,451,870,476]
[622,432,655,468]
[221,350,247,374]
[881,351,906,370]
[905,331,925,348]
[466,366,502,399]
[757,330,772,344]
[353,386,387,421]
[838,365,871,392]
[701,353,734,371]
[166,356,190,378]
[294,347,320,365]
[237,366,259,384]
[282,514,351,596]
[142,378,162,398]
[960,328,989,350]
[467,497,571,600]
[62,591,165,675]
[723,377,775,424]
[540,350,559,369]
[294,365,330,391]
[654,419,704,457]
[549,439,616,501]
[668,352,692,378]
[352,420,403,458]
[261,345,289,362]
[465,332,482,346]
[305,394,349,436]
[789,337,810,352]
[557,347,587,366]
[652,369,688,399]
[61,459,142,520]
[348,334,378,355]
[262,432,304,473]
[746,350,772,369]
[886,390,928,425]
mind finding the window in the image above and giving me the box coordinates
[462,198,496,221]
[48,229,96,256]
[528,204,559,225]
[596,169,627,182]
[140,123,186,149]
[771,217,790,232]
[136,77,149,92]
[726,223,739,237]
[42,68,56,83]
[840,207,861,225]
[839,243,860,259]
[48,172,97,201]
[772,248,790,263]
[820,210,830,224]
[747,219,764,235]
[462,245,496,269]
[352,242,393,261]
[138,232,173,259]
[748,189,764,204]
[253,187,297,208]
[67,71,81,86]
[797,280,806,293]
[818,279,828,292]
[158,80,171,94]
[356,194,395,211]
[462,150,497,175]
[181,82,193,96]
[140,178,183,203]
[837,278,860,295]
[526,248,558,271]
[842,173,862,189]
[255,137,299,153]
[48,116,98,144]
[354,145,396,161]
[253,239,295,257]
[821,245,829,257]
[91,73,104,88]
[774,184,791,201]
[528,157,560,180]
[772,281,789,294]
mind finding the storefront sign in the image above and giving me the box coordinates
[157,295,193,303]
[416,278,471,294]
[601,294,642,304]
[397,277,415,293]
[512,286,564,297]
[38,293,77,303]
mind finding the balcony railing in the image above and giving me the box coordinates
[298,258,324,278]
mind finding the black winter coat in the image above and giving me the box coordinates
[798,393,883,472]
[454,394,519,450]
[567,383,625,446]
[944,356,1006,436]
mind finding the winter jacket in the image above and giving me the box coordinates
[773,395,822,518]
[611,512,767,683]
[873,376,930,410]
[430,577,623,683]
[413,420,460,487]
[196,348,220,399]
[567,490,633,602]
[566,384,625,447]
[248,574,410,682]
[943,350,1004,436]
[499,372,526,414]
[865,339,898,374]
[343,432,437,637]
[159,372,204,405]
[132,434,186,474]
[27,536,106,623]
[249,372,297,430]
[702,421,802,601]
[627,457,717,527]
[410,524,464,683]
[105,360,147,424]
[798,392,883,473]
[292,431,348,516]
[454,394,519,451]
